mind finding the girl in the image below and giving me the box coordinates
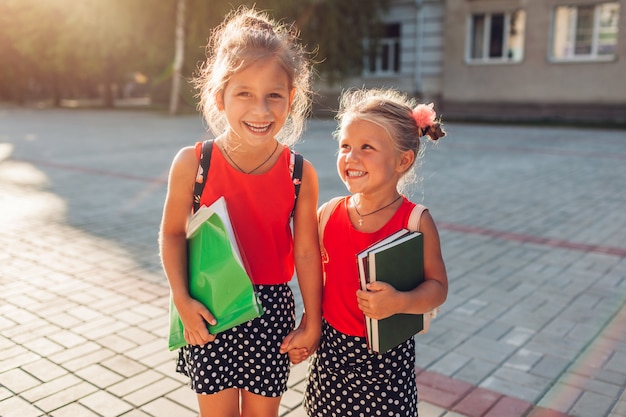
[303,88,448,416]
[159,8,322,417]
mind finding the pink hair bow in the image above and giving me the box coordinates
[411,103,436,130]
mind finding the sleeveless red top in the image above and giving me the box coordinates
[321,196,416,336]
[196,143,296,285]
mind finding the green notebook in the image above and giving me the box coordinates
[168,197,264,351]
[361,230,424,354]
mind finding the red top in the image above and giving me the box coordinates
[196,142,296,285]
[321,196,416,336]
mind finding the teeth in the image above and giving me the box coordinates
[347,170,366,178]
[245,122,271,133]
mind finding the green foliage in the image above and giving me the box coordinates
[0,0,388,106]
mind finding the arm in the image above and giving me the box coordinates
[357,210,448,319]
[280,159,323,359]
[159,146,216,346]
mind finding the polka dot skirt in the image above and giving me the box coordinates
[304,320,418,416]
[176,284,295,397]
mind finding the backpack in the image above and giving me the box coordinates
[192,139,304,216]
[316,196,439,333]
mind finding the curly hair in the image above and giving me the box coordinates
[193,7,313,146]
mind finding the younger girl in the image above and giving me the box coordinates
[159,8,322,417]
[303,88,448,416]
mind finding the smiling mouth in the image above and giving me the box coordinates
[245,122,272,133]
[346,170,366,178]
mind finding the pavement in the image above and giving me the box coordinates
[0,106,625,417]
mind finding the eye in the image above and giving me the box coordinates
[268,92,284,99]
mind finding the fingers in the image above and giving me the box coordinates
[183,317,216,346]
[200,309,217,326]
[287,347,309,364]
[279,332,295,354]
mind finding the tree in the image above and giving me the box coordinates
[169,0,186,115]
[0,0,389,107]
[250,0,390,84]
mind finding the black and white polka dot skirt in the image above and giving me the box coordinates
[176,284,295,397]
[304,320,418,417]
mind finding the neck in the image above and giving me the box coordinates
[352,193,402,228]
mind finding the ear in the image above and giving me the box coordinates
[215,92,224,111]
[396,150,415,173]
[289,88,296,107]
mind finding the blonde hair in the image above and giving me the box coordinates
[194,7,313,146]
[335,88,445,193]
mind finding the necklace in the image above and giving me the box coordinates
[353,195,402,227]
[225,141,279,174]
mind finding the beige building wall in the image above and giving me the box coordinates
[315,0,446,115]
[441,0,626,121]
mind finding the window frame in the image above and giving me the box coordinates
[550,2,620,63]
[465,10,526,65]
[363,23,402,76]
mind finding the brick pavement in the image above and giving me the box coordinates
[0,107,625,416]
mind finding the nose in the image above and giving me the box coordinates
[252,97,270,115]
[345,148,358,162]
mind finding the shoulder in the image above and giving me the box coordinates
[168,145,199,182]
[301,157,317,178]
[317,196,345,220]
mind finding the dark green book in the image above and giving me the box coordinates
[168,197,263,351]
[365,231,424,353]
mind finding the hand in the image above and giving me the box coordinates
[279,316,320,363]
[356,281,399,320]
[177,296,217,346]
[287,347,309,364]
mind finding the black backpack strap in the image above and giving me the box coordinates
[290,150,304,217]
[192,139,213,214]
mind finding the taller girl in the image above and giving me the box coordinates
[159,7,322,417]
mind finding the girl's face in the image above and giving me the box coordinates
[337,118,412,195]
[219,58,294,146]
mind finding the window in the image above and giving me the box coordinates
[467,10,526,63]
[364,23,401,75]
[552,2,620,61]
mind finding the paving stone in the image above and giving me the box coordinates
[49,402,101,417]
[2,111,625,417]
[163,385,197,411]
[504,348,543,372]
[452,386,502,416]
[0,395,45,417]
[139,397,197,417]
[75,364,125,388]
[106,370,164,397]
[570,391,616,417]
[531,354,572,380]
[21,374,83,402]
[453,358,501,386]
[122,377,181,407]
[33,381,99,413]
[79,390,133,417]
[1,368,42,392]
[483,396,532,417]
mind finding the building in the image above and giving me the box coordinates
[317,0,626,124]
[315,0,446,115]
